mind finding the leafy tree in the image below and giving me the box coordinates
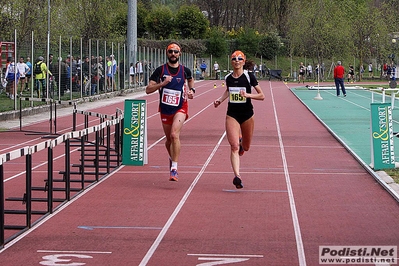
[206,27,228,57]
[50,0,126,41]
[144,5,174,39]
[235,27,262,57]
[2,0,399,71]
[287,0,350,64]
[347,0,391,74]
[259,33,281,60]
[0,0,45,44]
[175,5,209,39]
[137,2,150,38]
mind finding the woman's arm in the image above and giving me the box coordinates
[240,84,265,101]
[214,88,229,108]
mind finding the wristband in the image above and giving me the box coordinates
[189,88,196,93]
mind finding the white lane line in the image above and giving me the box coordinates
[77,226,162,230]
[187,253,263,258]
[139,132,226,266]
[222,189,288,193]
[113,170,366,177]
[270,83,307,266]
[0,165,126,254]
[0,86,218,253]
[37,250,112,254]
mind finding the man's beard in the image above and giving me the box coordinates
[168,57,179,64]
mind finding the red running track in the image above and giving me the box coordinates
[0,80,399,266]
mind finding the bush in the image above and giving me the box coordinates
[259,34,280,60]
[206,27,228,57]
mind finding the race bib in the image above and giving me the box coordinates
[161,88,182,106]
[229,87,246,103]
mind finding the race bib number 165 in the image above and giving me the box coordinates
[162,88,181,106]
[229,87,246,103]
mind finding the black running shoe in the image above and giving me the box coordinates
[233,176,243,189]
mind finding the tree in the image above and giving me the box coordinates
[144,5,174,39]
[206,27,228,57]
[259,33,281,60]
[235,28,262,58]
[137,2,150,38]
[347,0,392,75]
[287,0,351,64]
[175,5,209,39]
[3,0,399,70]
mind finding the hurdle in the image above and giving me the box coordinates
[370,87,399,109]
[72,104,119,144]
[0,109,123,248]
[18,97,76,136]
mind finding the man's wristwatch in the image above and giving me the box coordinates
[189,88,196,93]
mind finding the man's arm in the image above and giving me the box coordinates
[145,75,173,94]
[145,80,162,94]
[187,78,195,92]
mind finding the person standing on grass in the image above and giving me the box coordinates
[347,65,355,83]
[34,56,52,98]
[146,41,195,182]
[334,61,346,97]
[129,62,135,86]
[25,57,32,90]
[16,57,30,95]
[298,62,306,83]
[4,57,20,100]
[368,62,373,77]
[213,50,265,189]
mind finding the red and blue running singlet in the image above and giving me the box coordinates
[159,64,186,115]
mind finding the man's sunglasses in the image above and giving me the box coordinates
[232,57,244,61]
[168,50,180,54]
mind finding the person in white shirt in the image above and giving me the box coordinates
[16,57,30,95]
[213,61,219,79]
[129,62,135,86]
[136,60,143,85]
[307,63,313,79]
[108,54,117,90]
[368,62,373,77]
[4,57,20,99]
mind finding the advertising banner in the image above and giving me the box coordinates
[370,103,395,170]
[122,99,147,166]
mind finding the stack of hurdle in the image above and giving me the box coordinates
[0,106,123,249]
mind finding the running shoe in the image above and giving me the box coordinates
[233,176,243,189]
[239,138,244,156]
[169,169,178,181]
